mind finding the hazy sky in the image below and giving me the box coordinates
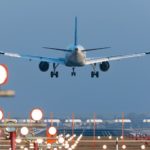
[0,0,150,118]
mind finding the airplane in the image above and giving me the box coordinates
[0,17,150,78]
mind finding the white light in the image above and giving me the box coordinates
[141,145,146,149]
[120,136,123,139]
[47,144,51,149]
[58,137,65,144]
[48,126,57,135]
[29,143,34,149]
[73,134,76,137]
[20,127,29,136]
[31,108,43,121]
[108,136,112,139]
[71,145,75,149]
[0,109,4,121]
[66,134,70,138]
[36,138,43,144]
[103,145,107,149]
[0,65,8,85]
[24,148,28,150]
[29,143,33,146]
[122,145,126,149]
[97,136,101,139]
[54,148,57,150]
[64,143,69,149]
[16,138,22,143]
[20,146,24,149]
[29,145,34,149]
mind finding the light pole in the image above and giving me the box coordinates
[116,137,119,150]
[10,131,16,150]
[34,142,38,150]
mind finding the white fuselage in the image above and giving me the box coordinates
[65,45,86,67]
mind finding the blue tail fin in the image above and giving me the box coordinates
[74,16,78,46]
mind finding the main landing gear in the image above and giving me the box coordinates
[50,63,59,78]
[71,67,76,76]
[91,64,99,78]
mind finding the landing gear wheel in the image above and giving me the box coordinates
[91,71,94,78]
[50,71,54,78]
[50,63,59,78]
[91,71,99,78]
[50,71,59,78]
[96,71,99,78]
[71,72,76,76]
[71,67,76,77]
[56,71,59,78]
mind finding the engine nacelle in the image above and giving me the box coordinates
[39,61,49,72]
[99,61,110,72]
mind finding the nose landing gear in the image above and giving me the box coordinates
[71,67,76,76]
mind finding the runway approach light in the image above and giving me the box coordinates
[86,119,103,123]
[64,143,69,149]
[102,144,107,149]
[48,126,57,135]
[143,119,150,123]
[0,64,15,97]
[122,145,127,149]
[36,138,43,144]
[141,145,146,149]
[58,137,65,144]
[16,138,22,143]
[0,109,4,121]
[47,144,51,149]
[114,119,131,123]
[20,127,29,136]
[0,64,8,85]
[31,108,43,121]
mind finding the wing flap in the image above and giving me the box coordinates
[85,52,149,65]
[0,51,65,65]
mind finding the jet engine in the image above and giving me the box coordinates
[39,61,49,72]
[99,61,110,72]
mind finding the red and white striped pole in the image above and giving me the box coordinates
[10,131,16,150]
[34,142,38,150]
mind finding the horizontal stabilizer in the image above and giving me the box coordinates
[43,47,72,52]
[82,47,111,52]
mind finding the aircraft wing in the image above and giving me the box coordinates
[0,51,65,65]
[85,51,150,65]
